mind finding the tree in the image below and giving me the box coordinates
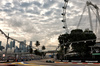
[35,41,40,47]
[58,33,69,45]
[34,49,42,56]
[58,29,96,58]
[42,45,46,50]
[58,33,69,51]
[41,46,46,58]
[69,29,86,56]
[83,29,96,56]
[69,29,96,57]
[58,33,69,59]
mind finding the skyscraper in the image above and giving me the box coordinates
[0,41,1,46]
[15,46,19,53]
[19,40,27,52]
[12,40,15,48]
[24,40,26,44]
[10,41,13,49]
[19,41,23,49]
[6,44,9,50]
[30,41,32,47]
[0,41,4,51]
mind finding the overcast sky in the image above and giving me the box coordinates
[0,0,100,50]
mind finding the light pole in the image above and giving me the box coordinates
[64,46,66,60]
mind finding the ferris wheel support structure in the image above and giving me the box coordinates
[87,2,93,31]
[87,1,100,30]
[96,8,100,25]
[87,1,100,42]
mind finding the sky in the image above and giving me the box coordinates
[0,0,100,50]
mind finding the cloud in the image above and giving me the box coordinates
[44,10,53,16]
[3,9,12,13]
[42,0,56,8]
[91,0,100,5]
[0,18,3,21]
[20,2,32,7]
[8,16,24,27]
[33,1,42,7]
[7,15,38,33]
[4,3,12,7]
[0,0,100,51]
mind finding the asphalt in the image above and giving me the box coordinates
[24,58,100,66]
[1,58,100,66]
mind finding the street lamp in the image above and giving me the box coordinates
[64,46,66,60]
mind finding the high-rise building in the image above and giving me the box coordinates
[27,45,30,52]
[19,40,27,52]
[6,44,9,51]
[12,40,15,48]
[0,41,1,46]
[23,40,26,52]
[24,40,26,44]
[15,46,19,53]
[10,41,13,49]
[0,41,4,51]
[30,41,32,47]
[19,41,23,49]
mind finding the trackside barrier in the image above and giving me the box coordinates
[55,60,100,64]
[55,62,100,64]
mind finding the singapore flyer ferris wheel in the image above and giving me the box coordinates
[61,0,69,33]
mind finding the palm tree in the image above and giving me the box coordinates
[35,41,40,50]
[42,45,46,50]
[41,45,46,58]
[35,41,40,47]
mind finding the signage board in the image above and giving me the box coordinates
[92,53,100,55]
